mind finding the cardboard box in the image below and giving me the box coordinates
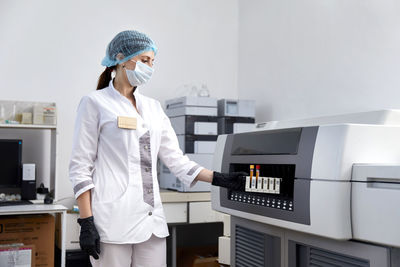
[193,257,220,267]
[0,244,35,267]
[0,214,55,267]
[177,246,218,267]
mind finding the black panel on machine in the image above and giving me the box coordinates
[183,135,218,153]
[217,116,255,135]
[182,115,218,135]
[231,128,302,155]
[218,126,319,225]
[229,164,295,211]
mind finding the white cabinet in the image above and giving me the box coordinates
[163,202,187,223]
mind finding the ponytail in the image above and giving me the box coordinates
[96,66,115,90]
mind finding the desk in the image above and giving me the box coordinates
[160,190,227,267]
[0,204,68,267]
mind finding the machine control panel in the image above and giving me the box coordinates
[227,164,295,211]
[229,190,293,211]
[217,127,317,225]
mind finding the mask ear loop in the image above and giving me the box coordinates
[116,53,126,68]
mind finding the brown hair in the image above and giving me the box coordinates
[96,66,116,90]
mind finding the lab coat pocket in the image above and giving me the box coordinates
[91,187,129,239]
[92,169,129,204]
[92,186,148,242]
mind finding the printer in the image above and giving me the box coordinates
[212,110,400,267]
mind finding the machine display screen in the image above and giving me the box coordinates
[231,128,302,155]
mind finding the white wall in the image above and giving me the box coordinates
[0,0,239,200]
[6,0,396,201]
[238,0,400,122]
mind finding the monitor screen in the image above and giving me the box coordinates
[0,139,22,188]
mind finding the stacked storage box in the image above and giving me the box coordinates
[217,99,256,134]
[159,96,218,192]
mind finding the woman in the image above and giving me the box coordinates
[69,30,245,267]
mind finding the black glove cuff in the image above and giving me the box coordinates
[212,171,247,190]
[211,171,222,186]
[77,216,94,226]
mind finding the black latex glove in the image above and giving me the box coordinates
[212,171,247,191]
[77,216,101,260]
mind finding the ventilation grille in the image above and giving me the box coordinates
[235,225,265,267]
[309,247,369,267]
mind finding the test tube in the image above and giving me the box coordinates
[275,178,281,194]
[255,165,262,192]
[12,103,16,121]
[251,179,257,191]
[263,177,269,193]
[257,177,263,192]
[0,105,4,123]
[249,165,256,191]
[250,165,254,179]
[269,178,275,193]
[245,176,251,192]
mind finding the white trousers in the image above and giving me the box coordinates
[90,235,166,267]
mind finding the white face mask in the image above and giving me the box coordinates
[125,60,154,87]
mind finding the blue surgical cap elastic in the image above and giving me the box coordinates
[101,30,158,67]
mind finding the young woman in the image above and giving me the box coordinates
[69,30,245,267]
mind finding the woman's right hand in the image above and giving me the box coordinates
[77,216,101,260]
[212,171,247,190]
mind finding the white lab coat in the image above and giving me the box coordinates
[69,80,203,244]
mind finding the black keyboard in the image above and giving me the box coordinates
[0,200,33,206]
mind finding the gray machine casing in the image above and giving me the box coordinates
[165,96,218,117]
[212,110,400,244]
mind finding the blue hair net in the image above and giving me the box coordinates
[101,30,157,67]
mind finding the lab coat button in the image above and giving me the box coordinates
[145,167,150,172]
[147,189,152,193]
[144,145,149,150]
[148,211,152,216]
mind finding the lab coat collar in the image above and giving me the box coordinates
[107,79,143,116]
[108,79,141,100]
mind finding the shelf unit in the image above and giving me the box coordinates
[0,100,58,199]
[0,100,65,266]
[0,123,58,199]
[0,123,56,129]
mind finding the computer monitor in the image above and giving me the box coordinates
[0,139,22,194]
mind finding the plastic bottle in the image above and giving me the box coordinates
[0,105,5,123]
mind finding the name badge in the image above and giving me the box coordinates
[117,116,137,130]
